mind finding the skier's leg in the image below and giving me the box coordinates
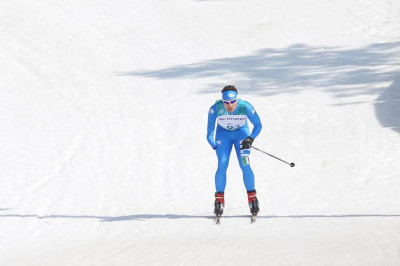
[234,135,259,215]
[234,134,255,191]
[215,132,233,192]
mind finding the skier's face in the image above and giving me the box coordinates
[223,100,237,113]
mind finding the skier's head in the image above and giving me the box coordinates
[221,85,238,101]
[221,85,238,113]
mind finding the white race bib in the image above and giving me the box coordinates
[216,115,247,131]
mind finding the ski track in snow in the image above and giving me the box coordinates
[1,0,400,265]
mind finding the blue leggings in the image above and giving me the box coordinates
[215,127,255,192]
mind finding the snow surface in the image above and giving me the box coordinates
[1,0,400,265]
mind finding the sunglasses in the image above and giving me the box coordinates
[222,98,237,104]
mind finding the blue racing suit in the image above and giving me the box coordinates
[207,99,262,192]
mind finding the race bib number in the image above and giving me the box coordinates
[216,115,247,131]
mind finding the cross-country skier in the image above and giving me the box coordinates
[207,85,262,219]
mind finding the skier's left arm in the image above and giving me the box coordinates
[246,102,262,140]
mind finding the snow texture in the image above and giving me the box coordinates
[1,0,400,265]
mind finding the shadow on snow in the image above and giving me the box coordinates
[1,212,400,222]
[374,76,400,133]
[119,41,400,133]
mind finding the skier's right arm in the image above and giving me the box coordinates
[207,105,217,149]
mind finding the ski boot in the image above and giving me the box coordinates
[247,190,259,222]
[214,192,224,223]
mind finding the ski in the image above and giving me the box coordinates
[251,214,257,223]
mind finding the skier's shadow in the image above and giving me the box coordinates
[1,212,400,222]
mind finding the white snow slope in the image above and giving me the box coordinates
[1,0,400,265]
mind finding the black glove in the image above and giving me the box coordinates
[240,136,254,150]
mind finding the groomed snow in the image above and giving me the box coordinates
[1,0,400,265]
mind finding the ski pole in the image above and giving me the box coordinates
[251,146,295,167]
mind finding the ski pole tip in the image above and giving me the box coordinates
[290,162,295,167]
